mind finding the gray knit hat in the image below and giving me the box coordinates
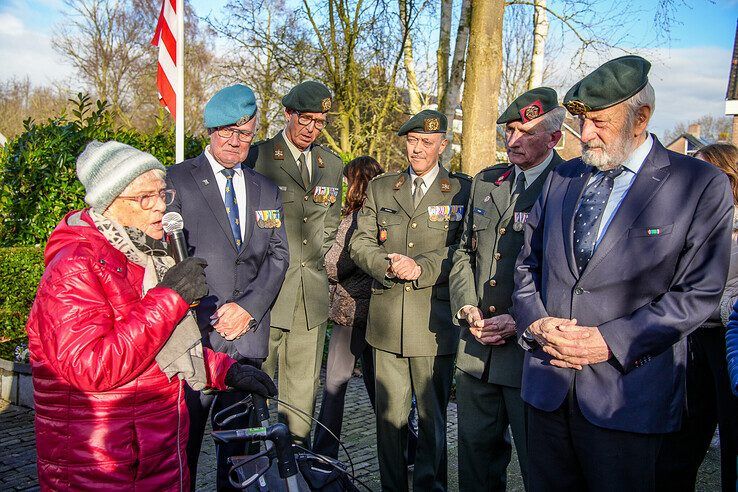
[76,140,166,211]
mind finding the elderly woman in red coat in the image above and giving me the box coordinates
[26,140,276,491]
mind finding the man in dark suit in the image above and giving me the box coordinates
[450,87,565,491]
[166,84,289,490]
[512,56,734,491]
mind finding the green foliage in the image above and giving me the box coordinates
[0,93,207,246]
[0,246,44,344]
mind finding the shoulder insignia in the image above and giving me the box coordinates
[274,144,284,160]
[439,177,451,192]
[316,144,341,159]
[251,140,265,147]
[370,171,400,182]
[393,174,407,190]
[449,171,472,181]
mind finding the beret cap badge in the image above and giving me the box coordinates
[424,117,440,132]
[520,100,543,123]
[563,100,590,115]
[321,97,332,112]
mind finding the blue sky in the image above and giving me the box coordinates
[0,0,736,138]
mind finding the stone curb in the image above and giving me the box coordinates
[0,357,33,409]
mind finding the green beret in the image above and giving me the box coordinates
[397,109,447,136]
[282,81,333,113]
[203,84,257,128]
[564,55,651,115]
[497,87,559,124]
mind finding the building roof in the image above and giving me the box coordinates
[665,133,708,152]
[728,20,738,101]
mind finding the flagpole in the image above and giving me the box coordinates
[175,0,185,163]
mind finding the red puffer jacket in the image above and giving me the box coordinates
[26,210,236,491]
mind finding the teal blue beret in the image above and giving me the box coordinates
[203,84,257,128]
[282,81,333,113]
[497,87,559,124]
[564,55,651,115]
[397,109,447,136]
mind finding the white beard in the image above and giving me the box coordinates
[581,124,638,171]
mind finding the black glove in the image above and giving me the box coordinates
[224,363,278,397]
[159,257,208,304]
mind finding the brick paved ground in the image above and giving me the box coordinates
[0,374,723,491]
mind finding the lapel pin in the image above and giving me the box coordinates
[202,179,210,186]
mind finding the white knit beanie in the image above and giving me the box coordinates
[76,140,166,211]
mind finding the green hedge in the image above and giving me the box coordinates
[0,94,207,247]
[0,246,44,348]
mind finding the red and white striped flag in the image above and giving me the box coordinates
[152,0,178,117]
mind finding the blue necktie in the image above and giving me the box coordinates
[572,167,624,273]
[221,168,242,249]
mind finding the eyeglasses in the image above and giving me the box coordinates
[216,127,257,143]
[118,189,176,210]
[296,112,327,130]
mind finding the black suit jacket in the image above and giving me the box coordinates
[166,153,289,360]
[513,136,733,433]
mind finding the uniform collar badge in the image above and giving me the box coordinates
[317,154,325,168]
[394,174,406,190]
[274,145,284,160]
[495,169,513,186]
[440,178,451,192]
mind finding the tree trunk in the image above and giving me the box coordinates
[441,0,471,164]
[528,0,548,89]
[460,0,504,176]
[399,0,422,114]
[437,0,453,107]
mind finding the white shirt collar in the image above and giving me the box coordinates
[514,151,554,188]
[204,145,243,176]
[409,163,441,189]
[281,129,311,161]
[621,133,653,175]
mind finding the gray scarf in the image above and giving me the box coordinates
[88,209,209,390]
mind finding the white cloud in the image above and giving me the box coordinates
[0,26,77,87]
[545,45,733,140]
[0,12,26,36]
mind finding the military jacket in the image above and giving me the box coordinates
[449,152,562,386]
[349,166,471,357]
[245,132,343,330]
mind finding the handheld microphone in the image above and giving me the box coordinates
[162,211,200,307]
[162,212,188,263]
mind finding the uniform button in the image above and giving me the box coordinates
[301,262,306,267]
[304,195,309,201]
[444,224,449,230]
[494,252,501,260]
[404,285,411,292]
[489,306,496,314]
[233,290,241,296]
[408,242,414,248]
[411,223,417,229]
[303,217,308,223]
[489,279,497,287]
[574,287,584,295]
[302,239,308,245]
[499,227,506,235]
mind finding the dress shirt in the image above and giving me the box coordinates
[584,133,653,245]
[282,130,312,181]
[409,163,441,197]
[205,146,247,240]
[514,151,554,190]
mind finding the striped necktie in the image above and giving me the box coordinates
[221,168,242,249]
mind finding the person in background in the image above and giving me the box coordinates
[683,143,738,492]
[313,155,384,458]
[26,140,276,491]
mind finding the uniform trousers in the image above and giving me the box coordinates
[262,287,327,448]
[374,348,454,492]
[526,391,662,492]
[455,369,528,491]
[313,323,376,458]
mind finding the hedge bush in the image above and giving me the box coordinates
[0,246,44,345]
[0,94,207,247]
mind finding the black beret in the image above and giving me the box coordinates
[282,81,333,113]
[564,55,651,115]
[497,87,559,124]
[397,109,447,136]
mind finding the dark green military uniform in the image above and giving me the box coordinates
[450,153,562,490]
[246,131,343,443]
[350,165,471,491]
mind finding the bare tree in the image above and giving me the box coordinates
[461,0,505,175]
[0,78,70,139]
[436,0,453,106]
[664,115,733,144]
[439,0,470,161]
[400,0,423,114]
[528,0,548,88]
